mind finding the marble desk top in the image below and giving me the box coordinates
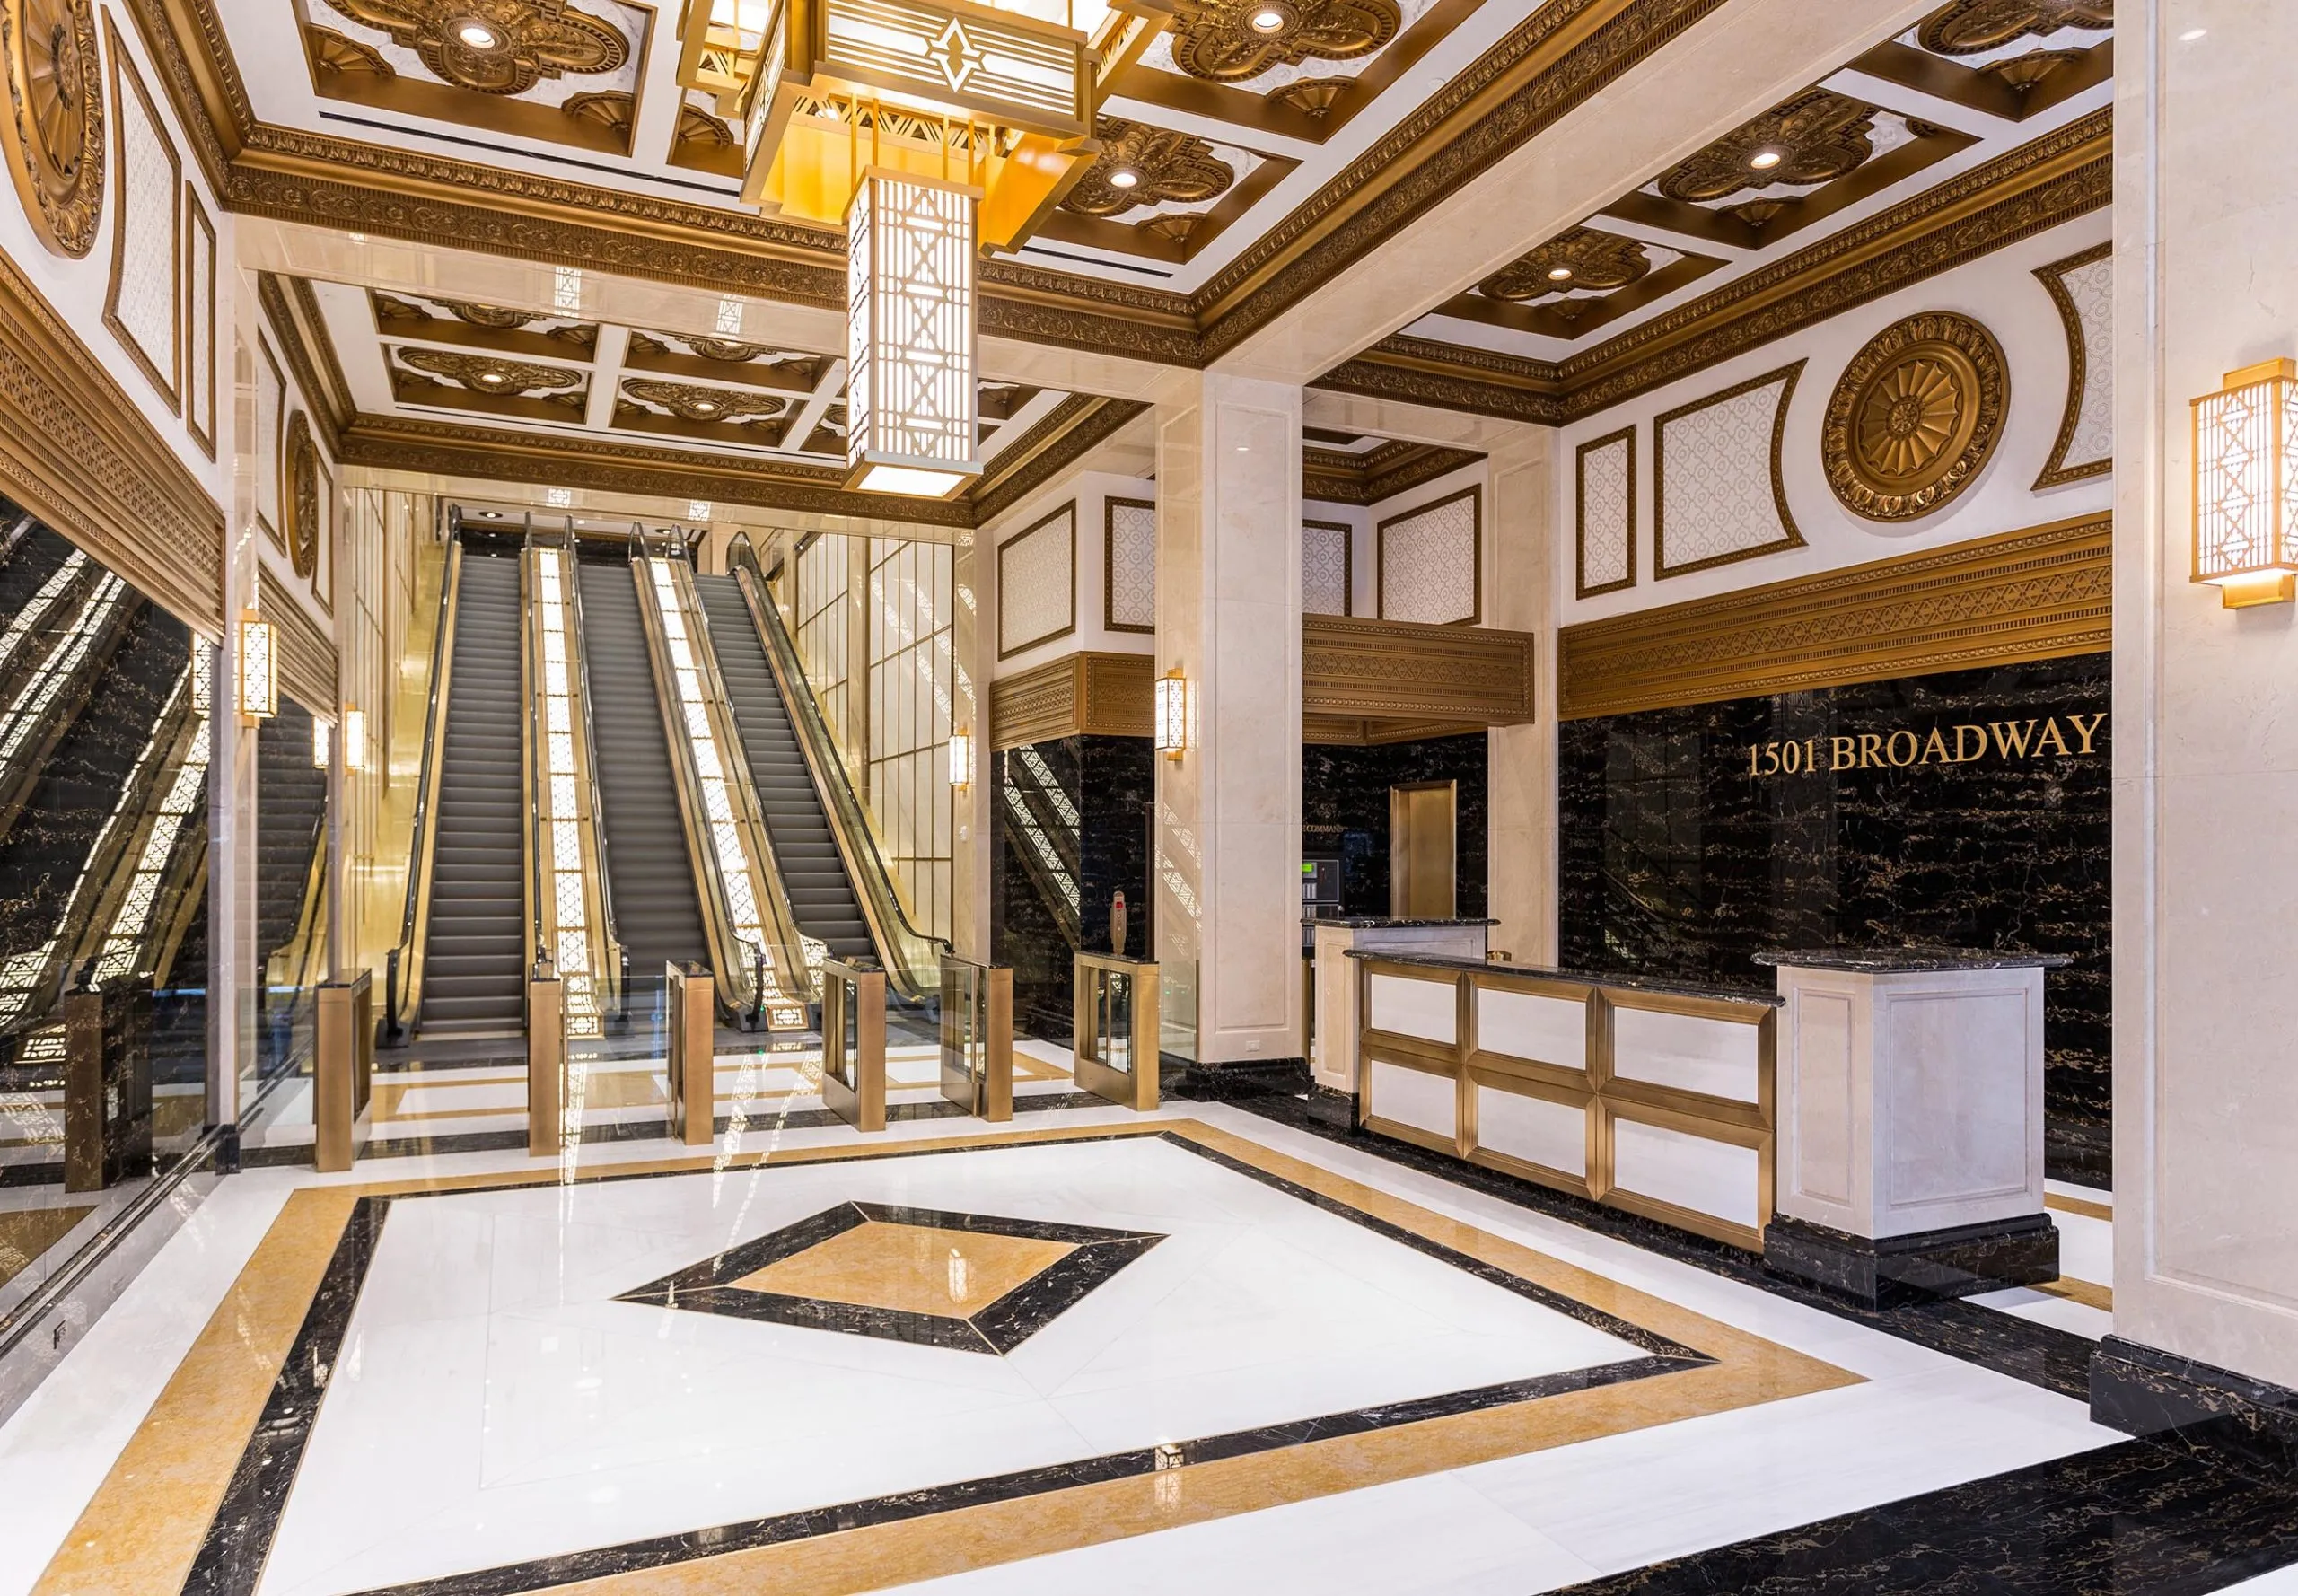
[1303,916,1500,929]
[1751,947,2074,973]
[1343,950,1785,1006]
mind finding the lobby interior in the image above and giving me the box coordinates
[0,0,2294,1591]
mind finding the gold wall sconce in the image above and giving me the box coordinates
[948,728,974,790]
[2195,358,2298,607]
[312,717,331,770]
[236,612,276,723]
[342,706,369,772]
[1153,667,1190,761]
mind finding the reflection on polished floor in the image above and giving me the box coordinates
[10,1081,2288,1596]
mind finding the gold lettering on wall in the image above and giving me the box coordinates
[1745,710,2108,776]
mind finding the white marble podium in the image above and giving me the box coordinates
[1759,948,2066,1304]
[1309,917,1490,1092]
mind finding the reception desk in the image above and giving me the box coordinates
[1309,917,1492,1092]
[1350,952,1780,1249]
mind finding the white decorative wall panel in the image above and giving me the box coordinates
[1378,488,1478,624]
[1302,521,1350,616]
[2039,247,2113,483]
[258,345,285,542]
[107,57,180,406]
[1105,498,1156,632]
[1575,428,1635,596]
[1655,365,1804,577]
[997,504,1074,657]
[184,204,215,453]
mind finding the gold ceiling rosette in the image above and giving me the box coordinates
[323,0,628,95]
[1916,0,2112,57]
[1823,311,2008,523]
[1162,0,1399,83]
[1060,116,1233,217]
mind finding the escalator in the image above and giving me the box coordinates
[414,552,525,1038]
[578,560,711,992]
[258,704,327,969]
[694,575,873,968]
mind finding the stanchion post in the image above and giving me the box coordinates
[314,971,374,1172]
[665,960,715,1145]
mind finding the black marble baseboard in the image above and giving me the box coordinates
[2047,1112,2113,1189]
[1175,1057,1313,1100]
[2093,1335,2298,1485]
[1763,1213,2059,1309]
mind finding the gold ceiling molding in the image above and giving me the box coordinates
[1061,117,1234,218]
[1654,88,1881,206]
[268,583,337,712]
[618,377,785,425]
[2,0,107,256]
[307,24,391,75]
[1557,513,2109,722]
[1481,227,1649,303]
[371,288,600,360]
[968,396,1153,524]
[1916,0,2109,56]
[396,346,584,399]
[1164,0,1400,83]
[318,0,626,95]
[989,653,1153,750]
[1318,108,2109,424]
[0,248,224,636]
[1302,612,1534,725]
[258,272,352,447]
[1302,440,1481,506]
[1822,310,2007,523]
[623,330,827,390]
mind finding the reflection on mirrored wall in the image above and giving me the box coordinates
[0,500,211,1318]
[252,697,327,1107]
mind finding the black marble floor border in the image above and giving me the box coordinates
[616,1199,1169,1356]
[177,1127,1715,1596]
[1199,1083,2101,1399]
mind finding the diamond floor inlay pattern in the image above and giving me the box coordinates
[617,1199,1167,1355]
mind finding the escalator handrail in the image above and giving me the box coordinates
[557,522,628,1022]
[730,558,951,1002]
[385,536,465,1040]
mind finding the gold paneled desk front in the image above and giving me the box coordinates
[820,958,888,1133]
[1352,953,1779,1250]
[1073,952,1158,1112]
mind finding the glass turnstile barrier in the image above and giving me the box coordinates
[939,955,1013,1121]
[1073,951,1159,1112]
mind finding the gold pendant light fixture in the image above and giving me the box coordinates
[673,0,1165,495]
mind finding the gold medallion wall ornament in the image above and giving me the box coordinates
[0,0,102,257]
[284,412,321,580]
[1823,311,2007,523]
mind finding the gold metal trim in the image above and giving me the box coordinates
[101,18,182,415]
[1821,311,2007,523]
[268,582,338,713]
[257,337,287,549]
[395,537,466,1030]
[1102,495,1155,635]
[2033,239,2112,489]
[1302,612,1533,725]
[283,411,320,579]
[1653,361,1804,580]
[181,183,216,458]
[1573,425,1634,599]
[996,501,1077,660]
[988,650,1152,749]
[1374,484,1480,624]
[1557,512,2110,721]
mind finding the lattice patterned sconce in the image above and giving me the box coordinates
[342,706,369,773]
[2194,358,2298,608]
[312,717,331,770]
[949,728,974,789]
[236,613,276,723]
[1153,667,1189,761]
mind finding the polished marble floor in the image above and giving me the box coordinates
[0,1073,2287,1596]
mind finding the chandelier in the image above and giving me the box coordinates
[675,0,1162,496]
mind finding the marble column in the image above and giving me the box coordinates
[950,531,990,961]
[1153,372,1302,1067]
[1485,427,1557,967]
[2099,0,2298,1459]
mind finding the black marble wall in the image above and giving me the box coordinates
[1303,732,1489,919]
[1558,653,2111,1180]
[992,735,1154,1043]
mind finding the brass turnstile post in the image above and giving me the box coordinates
[313,971,374,1172]
[665,961,715,1145]
[1073,952,1159,1112]
[527,969,566,1157]
[940,957,1013,1121]
[820,957,887,1133]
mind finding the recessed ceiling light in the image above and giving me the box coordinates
[2180,27,2206,40]
[457,21,499,48]
[478,371,505,385]
[1547,266,1574,281]
[480,509,503,519]
[1749,148,1784,171]
[1109,168,1140,189]
[1249,7,1285,31]
[695,400,718,414]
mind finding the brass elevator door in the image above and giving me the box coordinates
[1389,780,1458,920]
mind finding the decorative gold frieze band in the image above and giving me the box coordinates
[1302,613,1533,723]
[1557,513,2111,722]
[0,249,224,636]
[989,653,1154,750]
[271,592,338,714]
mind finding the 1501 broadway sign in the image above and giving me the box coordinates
[1746,712,2109,776]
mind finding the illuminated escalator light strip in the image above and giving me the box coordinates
[535,549,602,1037]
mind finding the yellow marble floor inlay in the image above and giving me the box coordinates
[35,1118,1861,1596]
[732,1221,1076,1316]
[0,1204,94,1288]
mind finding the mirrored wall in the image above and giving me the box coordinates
[0,501,214,1320]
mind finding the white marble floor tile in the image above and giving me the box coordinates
[1967,1286,2113,1340]
[2054,1207,2114,1287]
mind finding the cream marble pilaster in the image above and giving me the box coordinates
[1154,373,1302,1065]
[950,531,990,961]
[210,303,263,1139]
[2111,0,2298,1390]
[1485,428,1557,966]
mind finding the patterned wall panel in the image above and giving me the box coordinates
[183,191,217,459]
[1303,520,1351,616]
[1575,427,1635,598]
[102,28,180,412]
[1377,487,1480,625]
[2036,242,2112,487]
[258,341,285,546]
[1104,497,1155,633]
[998,502,1075,658]
[1654,364,1805,578]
